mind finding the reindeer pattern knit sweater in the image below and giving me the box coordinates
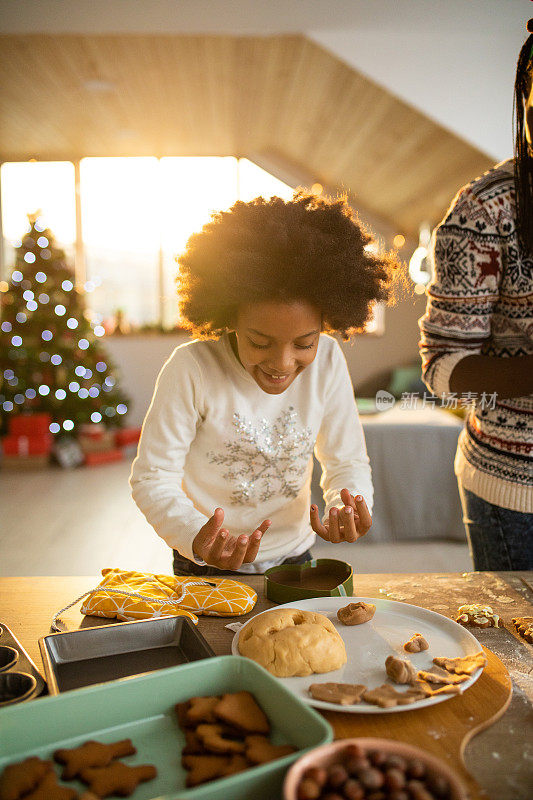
[419,159,533,513]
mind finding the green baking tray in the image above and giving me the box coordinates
[0,654,332,800]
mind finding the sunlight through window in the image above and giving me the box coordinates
[2,158,295,330]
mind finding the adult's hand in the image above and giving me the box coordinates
[192,508,271,570]
[310,488,372,543]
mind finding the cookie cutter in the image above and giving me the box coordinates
[264,558,353,603]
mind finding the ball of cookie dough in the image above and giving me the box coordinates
[337,601,376,626]
[238,608,347,677]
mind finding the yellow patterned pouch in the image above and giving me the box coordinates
[51,568,257,631]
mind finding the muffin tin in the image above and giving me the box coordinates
[0,623,46,706]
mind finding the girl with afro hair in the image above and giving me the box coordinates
[131,191,399,575]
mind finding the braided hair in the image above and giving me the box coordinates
[514,22,533,255]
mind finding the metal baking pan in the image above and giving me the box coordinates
[39,615,215,695]
[0,622,46,706]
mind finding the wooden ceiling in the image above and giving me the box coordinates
[0,34,493,240]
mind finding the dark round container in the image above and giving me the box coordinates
[0,671,38,706]
[0,645,19,673]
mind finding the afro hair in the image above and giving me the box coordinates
[177,190,402,340]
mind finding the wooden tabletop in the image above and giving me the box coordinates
[1,571,532,800]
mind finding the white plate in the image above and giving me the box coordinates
[231,596,484,714]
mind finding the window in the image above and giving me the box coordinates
[1,158,384,334]
[1,157,294,331]
[80,157,161,329]
[0,161,76,275]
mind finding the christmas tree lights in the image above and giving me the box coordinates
[0,213,129,436]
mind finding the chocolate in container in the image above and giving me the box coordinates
[0,623,46,706]
[39,615,215,694]
[264,558,353,603]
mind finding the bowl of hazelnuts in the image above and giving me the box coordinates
[283,738,467,800]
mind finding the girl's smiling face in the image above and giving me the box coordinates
[232,300,322,394]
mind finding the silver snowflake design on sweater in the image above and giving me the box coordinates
[208,406,314,505]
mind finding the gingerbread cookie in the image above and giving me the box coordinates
[195,724,246,755]
[417,666,469,686]
[512,616,533,643]
[403,633,429,653]
[186,696,220,725]
[433,651,486,675]
[0,756,53,800]
[182,729,205,755]
[181,754,247,787]
[415,680,463,697]
[54,739,136,780]
[214,691,270,734]
[385,655,417,685]
[79,762,157,798]
[18,772,77,800]
[454,604,500,628]
[244,735,296,764]
[337,601,376,626]
[308,682,366,705]
[362,684,427,708]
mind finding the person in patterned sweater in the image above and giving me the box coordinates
[419,27,533,570]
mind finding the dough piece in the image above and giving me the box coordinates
[195,724,246,754]
[385,655,418,685]
[512,616,533,643]
[454,604,500,628]
[54,739,136,780]
[403,633,429,653]
[337,601,376,626]
[362,684,427,708]
[238,608,347,677]
[244,735,296,764]
[0,757,54,800]
[308,682,366,705]
[214,691,270,735]
[433,651,486,675]
[79,763,157,798]
[417,666,469,685]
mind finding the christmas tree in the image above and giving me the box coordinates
[0,213,129,437]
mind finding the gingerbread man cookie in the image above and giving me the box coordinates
[214,691,270,734]
[195,724,246,755]
[79,762,157,798]
[54,739,136,780]
[308,682,366,705]
[181,754,247,787]
[417,666,469,686]
[433,651,486,674]
[362,684,427,708]
[0,757,53,800]
[244,736,296,764]
[17,772,77,800]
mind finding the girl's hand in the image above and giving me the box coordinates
[192,508,271,570]
[310,488,372,543]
